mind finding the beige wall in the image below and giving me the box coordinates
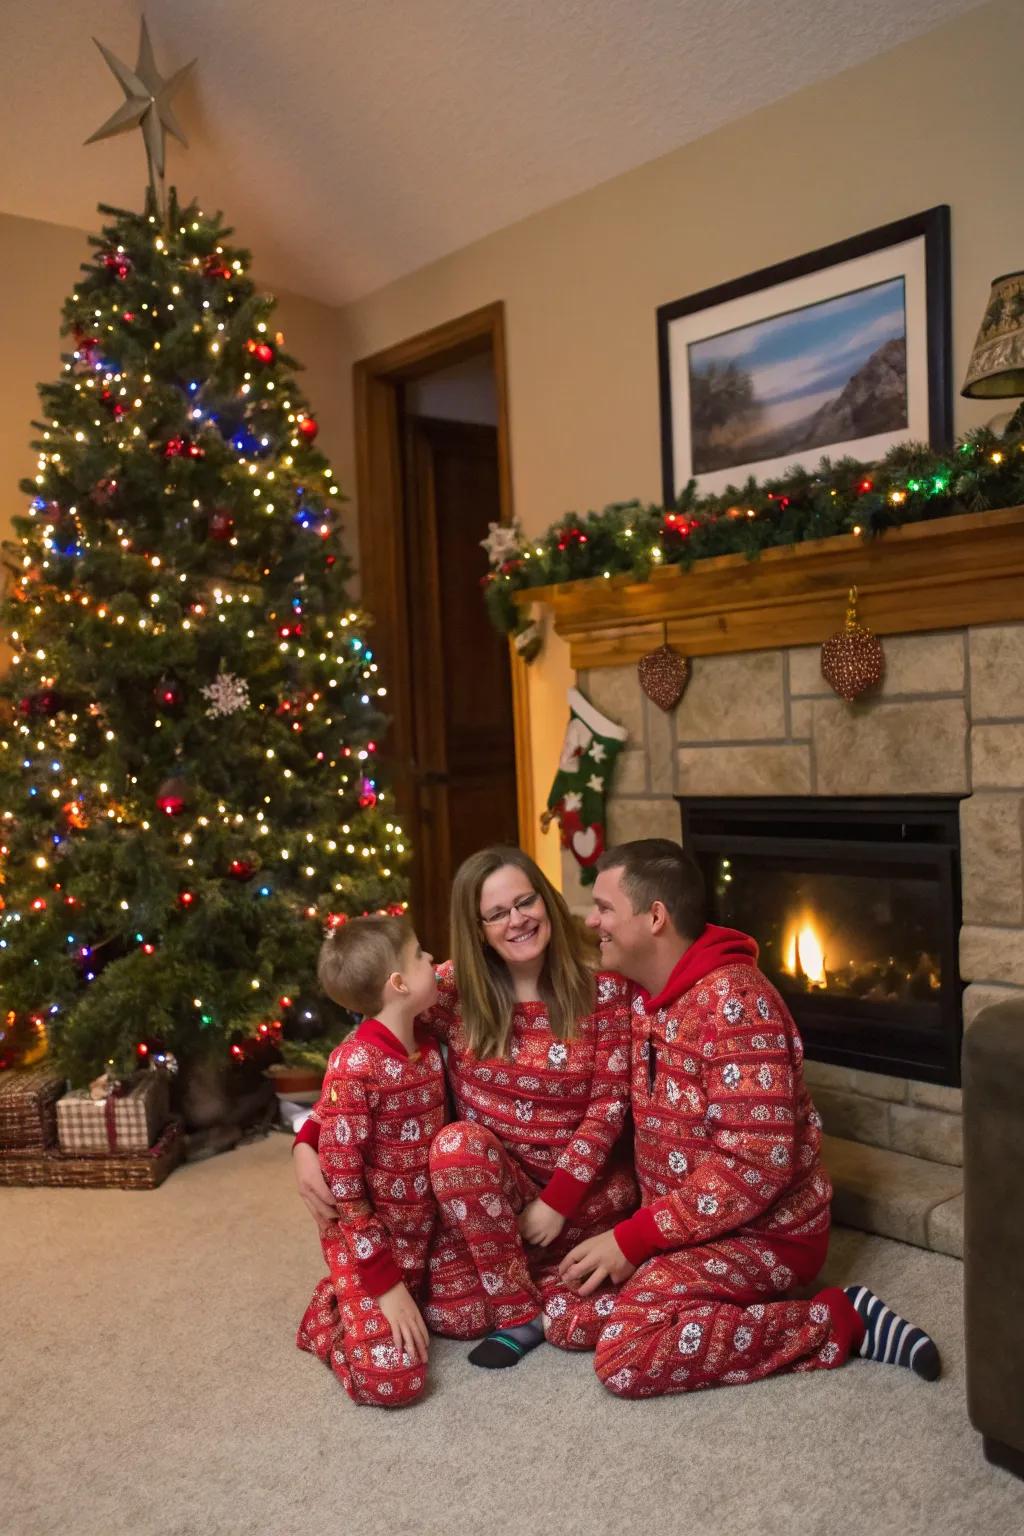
[329,0,1024,886]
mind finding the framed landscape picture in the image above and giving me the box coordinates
[657,206,951,501]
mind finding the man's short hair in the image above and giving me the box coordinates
[596,839,706,938]
[317,914,413,1017]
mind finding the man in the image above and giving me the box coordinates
[559,839,940,1399]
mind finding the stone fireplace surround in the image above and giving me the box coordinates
[554,621,1024,1259]
[529,510,1024,1258]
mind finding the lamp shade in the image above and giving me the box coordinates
[961,271,1024,398]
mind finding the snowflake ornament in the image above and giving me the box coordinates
[480,519,524,568]
[203,671,250,718]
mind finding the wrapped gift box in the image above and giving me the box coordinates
[56,1070,169,1154]
[0,1066,66,1150]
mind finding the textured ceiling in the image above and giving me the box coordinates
[0,0,983,306]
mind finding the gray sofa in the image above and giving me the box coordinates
[963,998,1024,1479]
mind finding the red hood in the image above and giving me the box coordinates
[643,924,759,1012]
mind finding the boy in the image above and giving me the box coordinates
[296,915,444,1408]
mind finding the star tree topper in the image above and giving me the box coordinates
[85,18,196,215]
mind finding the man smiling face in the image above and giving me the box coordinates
[586,864,658,983]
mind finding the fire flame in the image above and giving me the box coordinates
[782,913,827,986]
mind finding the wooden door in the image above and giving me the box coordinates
[403,416,519,957]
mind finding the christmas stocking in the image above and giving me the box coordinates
[542,688,627,885]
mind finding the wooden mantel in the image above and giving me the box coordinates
[518,505,1024,669]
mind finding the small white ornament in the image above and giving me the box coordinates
[480,520,523,567]
[202,671,250,718]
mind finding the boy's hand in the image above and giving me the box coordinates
[293,1140,340,1229]
[518,1197,566,1248]
[558,1229,635,1295]
[378,1281,430,1365]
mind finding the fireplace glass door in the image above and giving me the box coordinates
[680,798,963,1084]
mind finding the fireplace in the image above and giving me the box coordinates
[679,797,964,1086]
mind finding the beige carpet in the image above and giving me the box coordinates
[3,1135,1019,1536]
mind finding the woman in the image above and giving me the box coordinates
[294,845,637,1370]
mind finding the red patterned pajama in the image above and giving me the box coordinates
[594,1229,863,1398]
[426,1120,637,1350]
[296,1232,430,1409]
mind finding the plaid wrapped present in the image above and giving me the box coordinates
[56,1070,170,1154]
[0,1066,66,1150]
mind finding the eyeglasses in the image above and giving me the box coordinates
[479,890,543,929]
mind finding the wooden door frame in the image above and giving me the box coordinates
[352,300,536,858]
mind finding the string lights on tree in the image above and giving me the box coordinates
[0,190,409,1083]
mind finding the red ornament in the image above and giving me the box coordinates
[154,677,183,710]
[164,436,204,460]
[228,858,255,881]
[209,509,235,542]
[203,255,232,279]
[298,417,319,442]
[277,622,303,639]
[358,778,378,809]
[177,890,197,909]
[246,338,276,365]
[104,251,132,280]
[156,777,189,816]
[19,690,61,718]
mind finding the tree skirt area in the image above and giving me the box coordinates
[3,1136,1019,1536]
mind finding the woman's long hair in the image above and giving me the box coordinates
[450,845,596,1059]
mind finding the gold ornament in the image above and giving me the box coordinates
[821,586,885,702]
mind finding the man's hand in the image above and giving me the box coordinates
[558,1228,636,1296]
[378,1281,430,1365]
[293,1140,339,1229]
[518,1197,566,1248]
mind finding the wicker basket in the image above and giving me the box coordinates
[0,1117,184,1190]
[0,1066,66,1150]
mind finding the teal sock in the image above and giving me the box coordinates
[468,1317,545,1370]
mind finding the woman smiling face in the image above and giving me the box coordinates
[478,862,552,970]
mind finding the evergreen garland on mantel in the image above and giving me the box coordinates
[481,414,1024,637]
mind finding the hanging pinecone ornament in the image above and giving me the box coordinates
[637,643,690,712]
[821,586,885,702]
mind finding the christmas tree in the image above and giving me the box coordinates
[0,190,408,1085]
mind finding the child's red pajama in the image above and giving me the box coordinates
[295,1019,445,1408]
[424,963,638,1350]
[593,928,856,1399]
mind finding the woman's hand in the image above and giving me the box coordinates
[293,1139,339,1229]
[518,1197,566,1248]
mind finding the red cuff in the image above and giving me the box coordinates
[814,1286,866,1363]
[293,1116,321,1151]
[357,1249,403,1298]
[540,1168,590,1220]
[613,1206,661,1267]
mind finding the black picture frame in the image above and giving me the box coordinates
[657,206,952,505]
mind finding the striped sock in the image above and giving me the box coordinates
[844,1285,940,1380]
[468,1316,545,1370]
